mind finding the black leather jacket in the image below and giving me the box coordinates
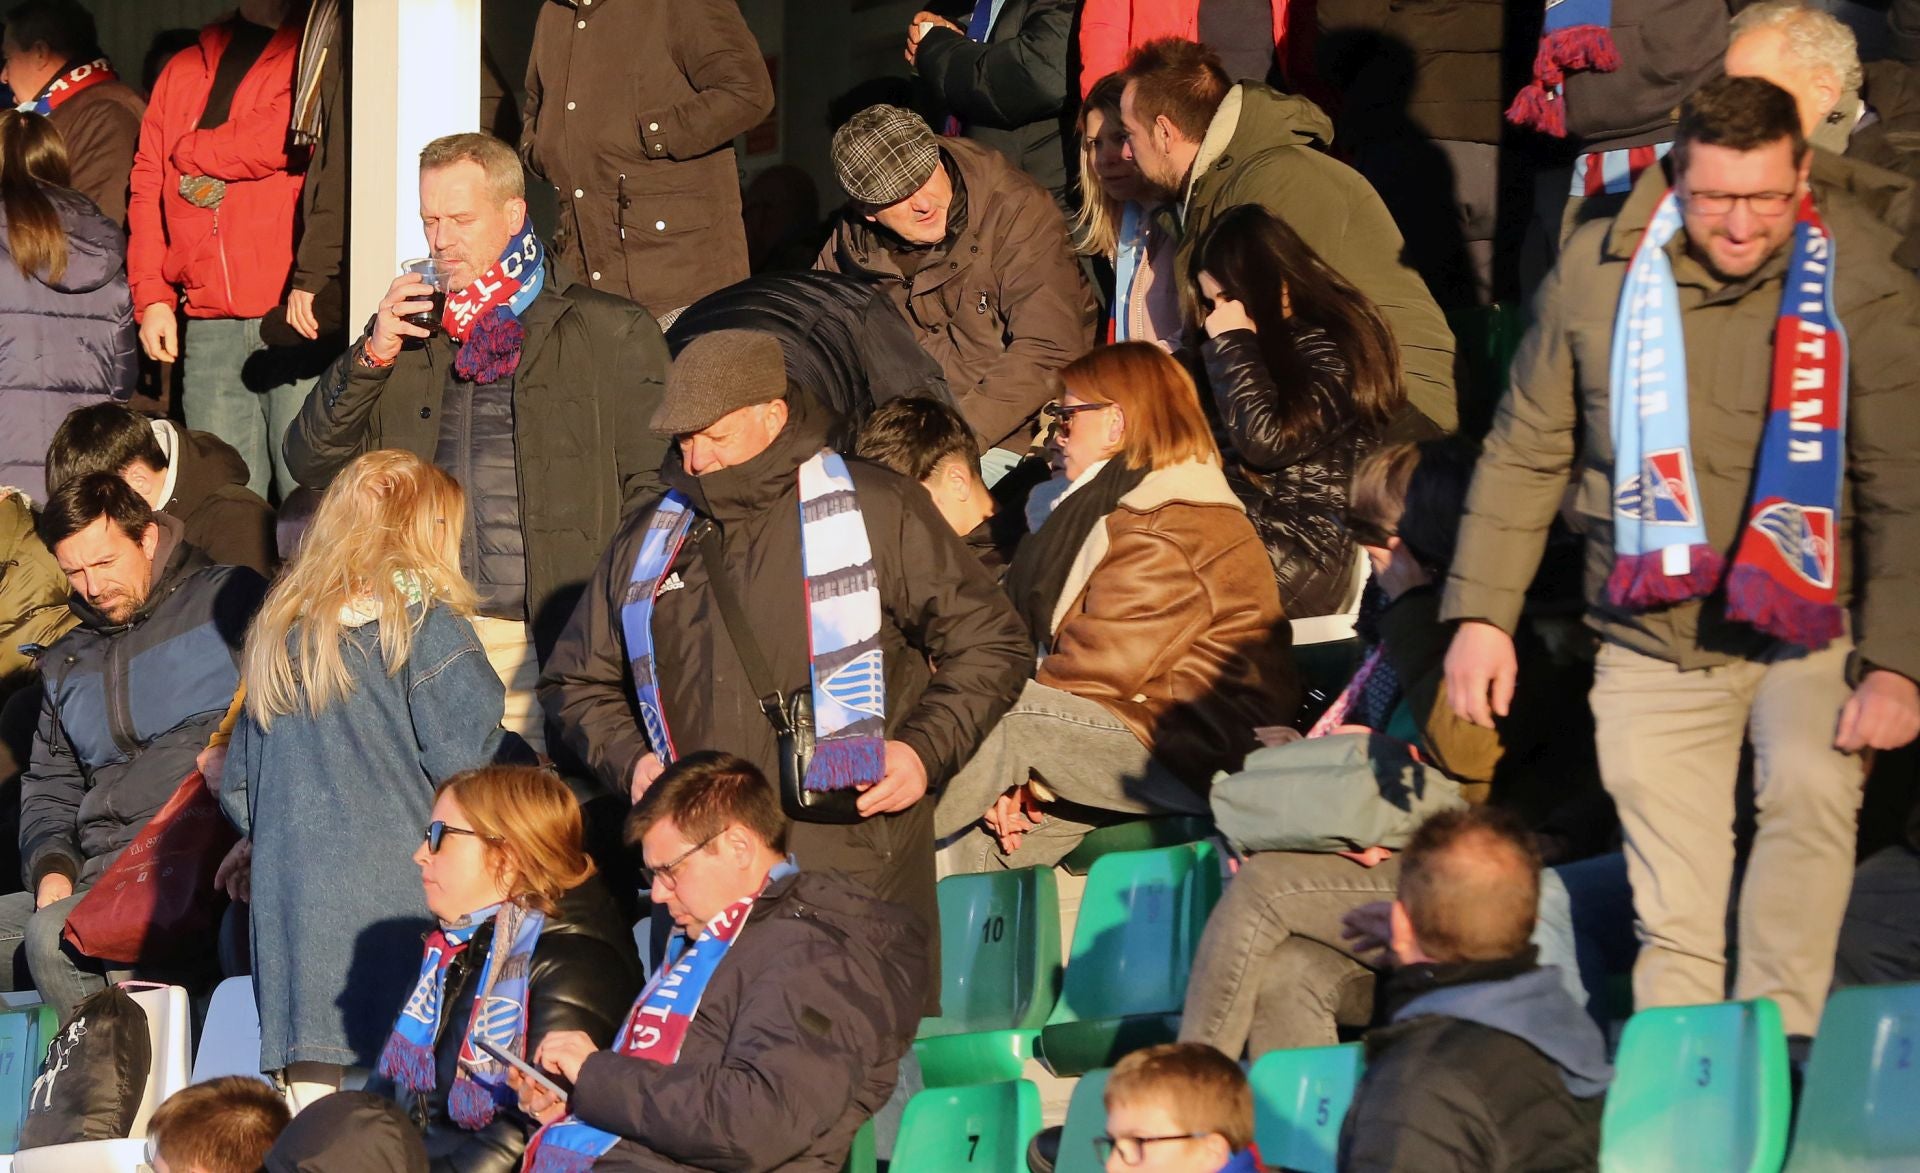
[1199,325,1377,619]
[366,877,643,1173]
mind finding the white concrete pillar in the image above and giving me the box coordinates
[348,0,483,326]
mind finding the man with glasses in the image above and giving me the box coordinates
[1443,75,1920,1040]
[1091,1042,1260,1172]
[508,752,928,1173]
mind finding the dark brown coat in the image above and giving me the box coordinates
[520,0,773,317]
[47,78,145,225]
[815,138,1096,452]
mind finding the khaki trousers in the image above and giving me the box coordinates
[1590,638,1865,1035]
[469,615,545,756]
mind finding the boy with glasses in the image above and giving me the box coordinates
[1097,1043,1259,1172]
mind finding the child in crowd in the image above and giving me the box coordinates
[145,1075,290,1173]
[1099,1043,1261,1173]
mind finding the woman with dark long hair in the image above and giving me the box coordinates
[0,109,135,501]
[1190,202,1426,619]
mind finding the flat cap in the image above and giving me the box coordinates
[650,329,788,436]
[832,104,941,206]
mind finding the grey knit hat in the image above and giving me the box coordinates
[650,330,788,436]
[832,104,942,205]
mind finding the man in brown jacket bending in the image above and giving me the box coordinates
[520,0,773,325]
[2,0,144,223]
[817,104,1095,485]
[1443,77,1920,1040]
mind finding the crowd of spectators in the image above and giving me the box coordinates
[0,0,1918,1170]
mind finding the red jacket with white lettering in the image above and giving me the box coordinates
[127,18,302,320]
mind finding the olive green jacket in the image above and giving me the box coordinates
[0,493,77,696]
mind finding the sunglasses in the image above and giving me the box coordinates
[1043,400,1110,439]
[423,820,502,854]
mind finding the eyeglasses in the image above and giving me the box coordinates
[423,820,502,854]
[1680,188,1798,217]
[640,831,721,890]
[1092,1132,1217,1165]
[1043,400,1111,439]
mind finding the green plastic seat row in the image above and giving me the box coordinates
[891,1079,1042,1173]
[1785,982,1920,1173]
[915,867,1062,1087]
[1601,998,1790,1173]
[0,1003,57,1154]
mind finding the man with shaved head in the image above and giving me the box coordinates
[1337,809,1612,1172]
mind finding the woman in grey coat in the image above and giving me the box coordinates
[221,450,530,1107]
[0,110,135,502]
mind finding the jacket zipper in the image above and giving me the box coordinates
[213,205,237,312]
[102,636,137,762]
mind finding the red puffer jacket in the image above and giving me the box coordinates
[127,18,302,320]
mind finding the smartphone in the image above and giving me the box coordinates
[469,1036,572,1104]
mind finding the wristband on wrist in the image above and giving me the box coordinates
[359,340,396,369]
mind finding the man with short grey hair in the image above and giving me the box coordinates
[1727,0,1920,263]
[286,132,670,751]
[816,104,1093,484]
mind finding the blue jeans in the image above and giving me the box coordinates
[181,316,313,500]
[1534,853,1638,1022]
[0,890,117,1023]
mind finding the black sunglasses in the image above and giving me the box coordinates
[423,820,502,854]
[1043,400,1110,438]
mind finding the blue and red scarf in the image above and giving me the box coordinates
[523,891,759,1173]
[15,57,117,116]
[1507,0,1620,137]
[1607,188,1847,649]
[620,450,887,792]
[443,226,545,384]
[376,902,546,1130]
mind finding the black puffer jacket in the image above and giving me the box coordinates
[432,374,528,622]
[573,868,929,1173]
[1199,325,1376,619]
[366,877,643,1173]
[665,270,952,444]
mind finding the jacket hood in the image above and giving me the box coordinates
[264,1091,429,1173]
[1189,84,1333,204]
[164,424,254,512]
[68,512,206,632]
[1392,966,1613,1097]
[0,188,128,295]
[661,389,841,525]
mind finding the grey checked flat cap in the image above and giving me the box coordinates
[650,330,788,436]
[832,104,941,206]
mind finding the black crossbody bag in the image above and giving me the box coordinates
[695,523,865,825]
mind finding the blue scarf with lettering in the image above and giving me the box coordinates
[443,226,546,384]
[620,449,886,790]
[376,902,545,1130]
[1607,188,1847,649]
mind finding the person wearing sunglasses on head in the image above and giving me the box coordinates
[362,766,640,1173]
[220,449,535,1111]
[936,341,1299,872]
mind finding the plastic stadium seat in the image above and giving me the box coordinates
[1250,1044,1364,1173]
[13,984,192,1173]
[1784,982,1920,1172]
[1057,817,1212,877]
[1601,999,1790,1173]
[0,1004,55,1154]
[190,977,268,1085]
[1036,843,1224,1076]
[916,868,1063,1087]
[840,1119,875,1173]
[1446,302,1529,437]
[1053,1069,1111,1173]
[891,1079,1042,1172]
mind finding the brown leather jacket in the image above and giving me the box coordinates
[521,0,773,316]
[816,138,1096,453]
[1038,459,1300,791]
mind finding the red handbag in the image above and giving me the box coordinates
[61,769,239,965]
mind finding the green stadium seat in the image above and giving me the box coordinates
[891,1079,1042,1173]
[1784,982,1920,1172]
[1053,1069,1112,1173]
[1036,842,1224,1076]
[1250,1043,1365,1173]
[1057,816,1212,876]
[1446,301,1530,437]
[916,868,1063,1087]
[840,1119,875,1173]
[0,1004,54,1154]
[1601,999,1790,1173]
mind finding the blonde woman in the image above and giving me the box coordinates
[1074,74,1184,351]
[221,449,531,1106]
[367,766,640,1169]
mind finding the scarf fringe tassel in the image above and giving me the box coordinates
[375,1035,437,1092]
[1506,26,1620,136]
[1606,546,1726,611]
[528,1140,602,1173]
[807,737,886,792]
[1725,563,1844,649]
[449,1074,501,1131]
[456,310,528,384]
